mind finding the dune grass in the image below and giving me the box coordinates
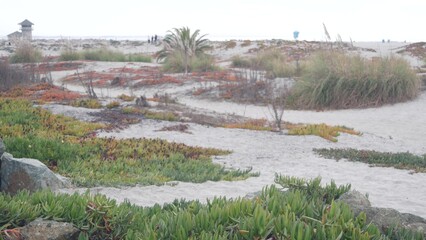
[314,148,426,172]
[231,50,297,78]
[289,51,420,109]
[9,42,43,63]
[162,51,217,73]
[59,48,151,62]
[1,176,423,239]
[0,98,255,187]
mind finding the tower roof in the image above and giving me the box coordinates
[7,31,22,37]
[19,19,34,26]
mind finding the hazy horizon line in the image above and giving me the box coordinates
[0,35,417,43]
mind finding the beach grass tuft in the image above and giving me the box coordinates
[9,42,43,63]
[289,51,420,109]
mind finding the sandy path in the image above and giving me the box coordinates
[179,93,426,154]
[59,103,426,218]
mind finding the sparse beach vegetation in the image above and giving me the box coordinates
[314,148,426,172]
[59,48,151,62]
[117,94,135,102]
[1,176,423,239]
[70,98,102,109]
[105,100,120,109]
[0,99,253,187]
[231,50,297,78]
[162,51,217,73]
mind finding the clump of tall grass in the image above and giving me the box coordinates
[59,48,151,63]
[9,42,43,63]
[230,55,251,68]
[162,52,217,73]
[59,49,81,61]
[289,51,420,109]
[224,40,237,49]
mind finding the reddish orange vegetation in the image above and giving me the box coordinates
[223,119,272,131]
[23,62,83,72]
[0,83,83,102]
[63,66,182,87]
[191,70,238,82]
[192,88,209,96]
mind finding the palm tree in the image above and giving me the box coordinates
[156,27,210,75]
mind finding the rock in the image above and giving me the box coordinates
[0,138,5,157]
[19,218,79,240]
[337,190,371,216]
[338,190,426,235]
[0,153,71,195]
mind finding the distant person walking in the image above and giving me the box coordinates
[151,36,154,44]
[154,35,158,43]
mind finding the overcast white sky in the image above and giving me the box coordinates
[1,0,425,42]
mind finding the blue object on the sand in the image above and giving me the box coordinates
[293,31,299,40]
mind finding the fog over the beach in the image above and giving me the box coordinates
[1,0,425,41]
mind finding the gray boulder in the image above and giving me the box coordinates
[0,138,5,157]
[19,218,80,240]
[338,190,426,235]
[338,190,371,216]
[0,153,71,195]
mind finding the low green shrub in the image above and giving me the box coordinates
[117,94,135,102]
[0,98,253,186]
[142,110,179,121]
[9,42,43,63]
[82,48,126,62]
[289,51,420,109]
[127,53,152,63]
[314,148,426,172]
[162,52,217,73]
[1,177,423,239]
[241,40,252,47]
[275,175,351,204]
[59,48,151,62]
[230,50,297,78]
[230,55,251,68]
[59,49,81,61]
[70,98,102,109]
[106,101,120,109]
[224,40,237,49]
